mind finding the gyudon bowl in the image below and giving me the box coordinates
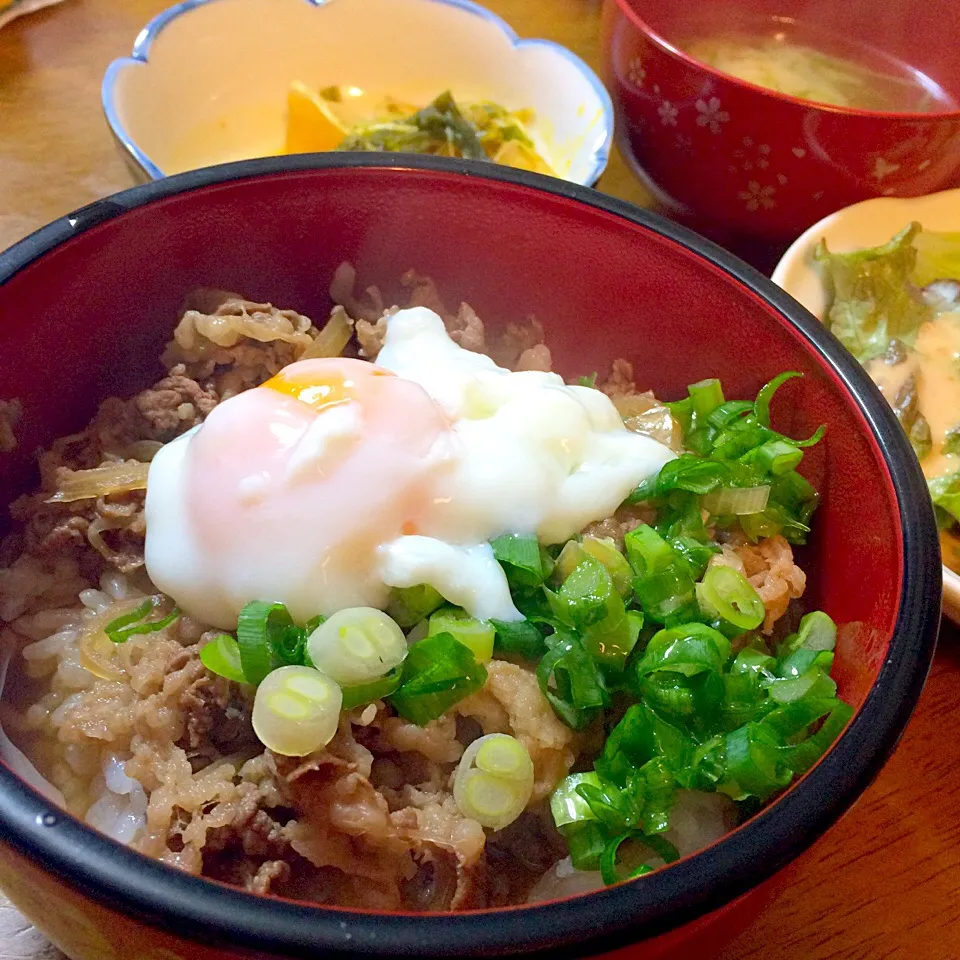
[0,156,940,960]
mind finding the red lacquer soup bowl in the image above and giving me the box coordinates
[0,156,941,959]
[601,0,960,246]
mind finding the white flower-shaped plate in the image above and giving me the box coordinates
[101,0,613,186]
[772,188,960,622]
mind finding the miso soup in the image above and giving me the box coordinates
[680,18,956,113]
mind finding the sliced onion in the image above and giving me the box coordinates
[301,305,354,359]
[76,597,147,681]
[46,461,150,503]
[701,485,770,516]
[124,440,164,463]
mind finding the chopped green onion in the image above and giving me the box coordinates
[581,609,643,668]
[624,525,676,578]
[629,535,697,623]
[644,834,680,864]
[639,671,725,731]
[491,533,548,590]
[251,665,342,756]
[781,700,853,774]
[767,664,836,704]
[777,647,832,679]
[706,400,754,430]
[759,696,836,740]
[633,569,697,624]
[237,601,300,686]
[537,631,608,730]
[793,423,827,449]
[747,439,804,475]
[386,584,445,628]
[306,607,407,686]
[269,618,310,668]
[600,833,652,885]
[696,564,765,632]
[340,664,404,710]
[689,378,725,418]
[490,618,546,658]
[547,557,623,631]
[428,607,496,662]
[721,722,793,801]
[779,611,837,657]
[628,458,727,504]
[595,702,693,787]
[389,632,487,726]
[550,773,613,871]
[669,536,719,581]
[105,596,178,644]
[635,623,730,678]
[666,395,694,436]
[565,822,607,871]
[550,773,601,827]
[553,540,588,584]
[701,485,770,516]
[453,733,534,830]
[199,633,246,684]
[582,536,634,596]
[943,428,960,457]
[755,372,802,427]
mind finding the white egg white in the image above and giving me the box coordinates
[145,307,675,628]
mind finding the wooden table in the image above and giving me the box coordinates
[1,2,959,958]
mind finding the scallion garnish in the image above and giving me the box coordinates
[340,664,404,710]
[546,557,622,630]
[536,630,608,730]
[581,536,634,597]
[199,633,247,684]
[236,601,307,685]
[105,596,179,644]
[695,565,765,633]
[386,584,445,629]
[754,371,801,427]
[490,618,547,658]
[627,372,824,546]
[428,607,496,662]
[251,665,342,757]
[388,632,487,725]
[600,833,653,886]
[453,733,534,830]
[689,377,725,418]
[491,533,551,590]
[306,607,407,686]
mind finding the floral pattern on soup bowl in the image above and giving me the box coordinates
[102,0,613,185]
[600,0,960,245]
[772,187,960,621]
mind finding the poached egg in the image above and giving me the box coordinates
[144,307,674,628]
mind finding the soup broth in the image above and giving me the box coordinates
[679,16,957,113]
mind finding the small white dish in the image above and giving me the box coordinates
[102,0,613,186]
[772,188,960,622]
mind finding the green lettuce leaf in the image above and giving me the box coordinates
[913,230,960,288]
[929,470,960,527]
[814,223,932,363]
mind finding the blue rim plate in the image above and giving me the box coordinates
[101,0,615,185]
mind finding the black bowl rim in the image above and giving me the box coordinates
[0,153,942,958]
